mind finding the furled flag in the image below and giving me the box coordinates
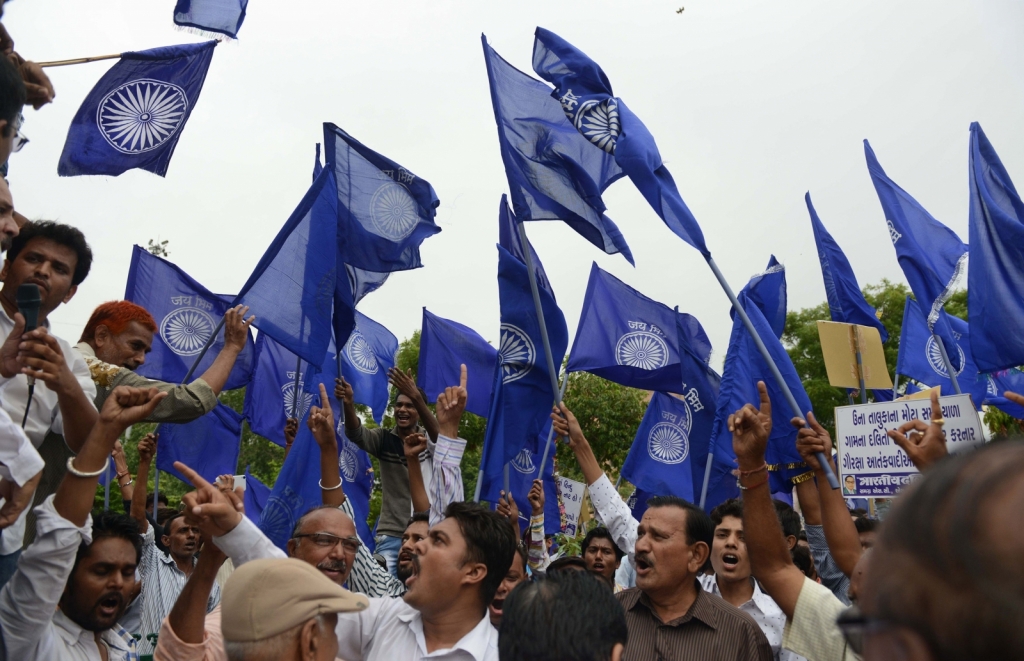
[864,140,967,370]
[243,333,315,447]
[418,309,497,418]
[124,246,254,388]
[482,35,633,264]
[806,193,889,342]
[734,256,787,339]
[498,195,556,299]
[233,166,340,367]
[174,0,247,39]
[703,294,812,510]
[567,263,712,394]
[895,297,987,408]
[243,468,271,524]
[478,244,568,503]
[504,423,561,535]
[676,310,722,501]
[532,28,709,257]
[968,122,1024,372]
[323,123,441,273]
[340,311,399,425]
[156,403,243,485]
[621,392,696,502]
[58,41,216,177]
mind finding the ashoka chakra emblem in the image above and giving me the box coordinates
[345,331,378,375]
[499,324,535,383]
[370,182,419,241]
[615,331,669,371]
[260,496,296,545]
[511,448,535,475]
[339,440,358,482]
[281,382,313,420]
[647,422,689,465]
[97,79,188,154]
[575,98,620,154]
[925,336,965,378]
[160,307,215,356]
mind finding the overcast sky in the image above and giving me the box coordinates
[5,0,1023,373]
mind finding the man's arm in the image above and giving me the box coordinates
[526,479,550,572]
[886,389,949,472]
[130,433,157,534]
[192,305,253,398]
[733,382,805,619]
[423,365,468,524]
[308,383,345,508]
[340,498,406,598]
[161,534,227,649]
[404,432,430,513]
[336,377,364,442]
[388,367,439,442]
[111,440,136,505]
[283,417,298,459]
[793,456,851,603]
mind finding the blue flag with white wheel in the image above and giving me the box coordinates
[531,28,710,257]
[323,123,441,273]
[482,35,633,264]
[418,308,497,419]
[567,262,712,394]
[981,369,1024,419]
[676,311,721,501]
[498,195,556,300]
[478,244,568,504]
[242,333,316,448]
[174,0,247,39]
[864,140,967,371]
[340,311,399,425]
[156,402,243,485]
[124,246,254,389]
[503,423,561,535]
[58,41,216,177]
[621,392,696,502]
[243,469,271,524]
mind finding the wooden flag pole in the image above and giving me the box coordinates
[37,54,121,68]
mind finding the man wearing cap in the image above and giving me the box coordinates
[220,557,368,661]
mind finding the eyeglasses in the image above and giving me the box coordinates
[292,532,361,554]
[835,605,891,656]
[11,114,27,154]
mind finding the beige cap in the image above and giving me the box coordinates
[221,557,369,642]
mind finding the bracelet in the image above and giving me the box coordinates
[318,478,343,491]
[66,456,109,478]
[738,463,767,477]
[790,470,815,485]
[115,470,129,479]
[737,475,769,491]
[119,479,135,488]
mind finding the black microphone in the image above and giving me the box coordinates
[16,283,40,427]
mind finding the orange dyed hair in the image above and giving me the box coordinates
[79,301,157,343]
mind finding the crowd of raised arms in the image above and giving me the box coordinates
[1,5,1024,661]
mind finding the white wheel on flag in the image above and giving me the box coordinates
[615,331,669,371]
[647,422,689,465]
[339,440,358,482]
[925,336,965,378]
[511,448,536,475]
[345,331,379,375]
[574,98,620,154]
[370,182,419,241]
[281,382,314,420]
[160,307,215,356]
[499,324,535,383]
[97,79,188,154]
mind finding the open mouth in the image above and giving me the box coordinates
[722,553,739,570]
[97,594,122,618]
[635,556,652,575]
[490,597,505,615]
[592,562,605,571]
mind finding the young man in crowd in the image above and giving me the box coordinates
[580,526,624,591]
[487,543,527,628]
[396,512,429,586]
[0,220,99,586]
[338,366,439,575]
[552,402,773,660]
[853,517,878,551]
[0,385,167,660]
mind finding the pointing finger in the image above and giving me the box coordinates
[756,381,771,419]
[173,461,213,491]
[319,382,329,408]
[459,364,467,390]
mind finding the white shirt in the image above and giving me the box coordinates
[700,575,807,661]
[0,404,43,486]
[0,310,97,554]
[0,495,139,661]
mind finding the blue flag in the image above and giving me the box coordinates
[341,311,399,425]
[243,468,271,524]
[242,333,315,447]
[735,256,787,339]
[58,42,216,177]
[418,309,497,419]
[124,246,254,388]
[482,35,633,264]
[234,167,339,367]
[532,28,709,257]
[968,122,1024,372]
[627,487,654,523]
[806,193,889,343]
[864,140,967,370]
[323,123,441,273]
[621,392,696,501]
[348,265,390,306]
[676,311,721,499]
[895,297,987,408]
[156,403,243,485]
[504,424,561,535]
[498,195,556,300]
[259,422,322,550]
[478,244,568,503]
[174,0,247,39]
[567,263,711,394]
[981,369,1024,419]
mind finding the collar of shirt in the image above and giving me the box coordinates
[397,607,495,660]
[701,575,781,619]
[623,582,720,630]
[158,550,195,571]
[53,609,138,658]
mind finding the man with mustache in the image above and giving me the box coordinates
[0,385,167,660]
[396,512,429,586]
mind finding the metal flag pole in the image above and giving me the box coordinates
[853,326,868,404]
[932,333,962,394]
[103,461,111,511]
[503,464,510,495]
[537,373,570,480]
[704,256,840,489]
[291,356,303,418]
[699,450,715,510]
[336,350,345,428]
[893,373,900,394]
[473,469,484,502]
[37,53,121,68]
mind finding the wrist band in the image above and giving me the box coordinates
[737,475,769,491]
[116,471,129,479]
[318,478,343,491]
[119,478,134,488]
[790,470,815,485]
[738,463,767,477]
[66,456,109,478]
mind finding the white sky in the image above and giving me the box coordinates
[5,0,1023,373]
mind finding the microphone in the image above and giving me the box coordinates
[16,283,40,427]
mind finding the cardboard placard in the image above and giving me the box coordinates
[556,476,587,536]
[817,321,893,390]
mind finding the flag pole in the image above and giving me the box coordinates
[705,256,840,489]
[932,333,962,394]
[893,373,900,394]
[473,470,484,502]
[103,461,111,511]
[536,373,569,480]
[336,350,345,428]
[699,451,715,510]
[291,356,303,418]
[853,327,868,404]
[37,53,121,68]
[503,464,510,495]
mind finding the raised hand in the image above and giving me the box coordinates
[215,474,235,494]
[284,417,298,447]
[435,364,467,438]
[334,377,353,406]
[222,305,255,353]
[176,462,244,538]
[387,367,422,402]
[550,402,586,450]
[0,312,25,378]
[729,381,772,469]
[791,412,833,473]
[17,328,78,394]
[100,386,167,428]
[496,490,520,524]
[137,433,157,464]
[1004,390,1024,409]
[0,471,41,530]
[307,383,336,447]
[403,432,428,460]
[886,389,948,471]
[527,479,545,516]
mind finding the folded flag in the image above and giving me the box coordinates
[482,35,633,264]
[156,402,243,485]
[532,28,709,257]
[735,256,787,339]
[567,262,712,394]
[340,311,399,425]
[124,246,254,388]
[621,392,697,502]
[174,0,247,39]
[806,193,889,343]
[418,308,497,418]
[968,122,1024,373]
[58,41,216,177]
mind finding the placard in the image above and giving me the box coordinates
[556,476,587,536]
[834,394,983,496]
[818,321,893,389]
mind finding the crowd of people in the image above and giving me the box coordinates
[1,5,1023,661]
